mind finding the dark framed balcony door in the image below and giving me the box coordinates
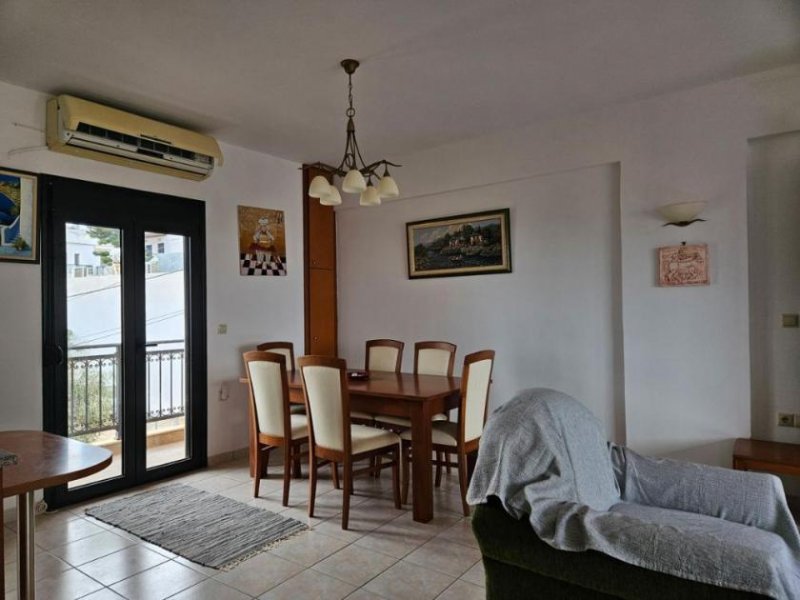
[41,175,207,508]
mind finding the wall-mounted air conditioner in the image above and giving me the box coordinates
[46,95,223,181]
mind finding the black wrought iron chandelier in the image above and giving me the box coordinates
[305,59,400,206]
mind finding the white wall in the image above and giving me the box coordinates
[748,131,800,444]
[338,164,625,441]
[336,64,800,466]
[0,81,303,460]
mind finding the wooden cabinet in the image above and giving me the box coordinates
[304,166,337,356]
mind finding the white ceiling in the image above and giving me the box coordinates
[1,0,798,164]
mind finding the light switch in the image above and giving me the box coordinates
[217,323,228,335]
[782,314,799,328]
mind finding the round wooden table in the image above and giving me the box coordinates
[0,431,112,600]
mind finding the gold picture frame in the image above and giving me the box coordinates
[407,209,512,279]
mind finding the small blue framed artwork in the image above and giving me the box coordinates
[0,167,39,264]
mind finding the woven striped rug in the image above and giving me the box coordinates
[85,483,307,569]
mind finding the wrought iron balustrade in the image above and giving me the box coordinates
[67,340,185,437]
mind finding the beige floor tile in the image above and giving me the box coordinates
[345,590,387,600]
[78,544,170,586]
[276,506,329,528]
[435,579,484,599]
[213,551,303,597]
[187,475,243,494]
[173,555,219,577]
[259,568,355,600]
[434,519,478,549]
[50,530,135,567]
[217,481,260,503]
[169,578,251,600]
[363,560,455,600]
[110,559,205,600]
[4,550,71,593]
[459,560,485,587]
[34,517,106,549]
[312,544,397,586]
[32,567,105,600]
[311,518,366,543]
[354,520,432,559]
[404,536,482,577]
[269,530,349,567]
[80,589,126,599]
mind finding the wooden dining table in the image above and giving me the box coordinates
[0,431,112,600]
[241,370,461,523]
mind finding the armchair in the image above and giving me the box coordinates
[468,389,800,599]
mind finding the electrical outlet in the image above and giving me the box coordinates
[778,413,795,427]
[219,382,229,402]
[217,323,227,335]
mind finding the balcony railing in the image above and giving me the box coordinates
[67,340,185,438]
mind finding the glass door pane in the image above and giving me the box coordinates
[65,224,123,488]
[144,232,188,468]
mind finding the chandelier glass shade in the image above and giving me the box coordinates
[304,59,400,207]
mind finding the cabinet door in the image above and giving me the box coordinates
[307,200,335,270]
[307,268,337,355]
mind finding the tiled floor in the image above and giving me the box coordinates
[3,455,485,599]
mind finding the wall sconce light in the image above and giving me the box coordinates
[657,201,707,227]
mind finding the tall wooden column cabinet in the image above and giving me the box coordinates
[303,166,338,356]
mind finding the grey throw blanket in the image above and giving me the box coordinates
[467,388,800,599]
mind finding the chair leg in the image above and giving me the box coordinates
[308,454,318,518]
[292,451,302,478]
[446,451,452,475]
[435,451,443,488]
[282,443,292,507]
[261,447,270,477]
[457,450,470,517]
[391,448,401,509]
[331,461,340,489]
[401,440,411,505]
[342,461,352,530]
[253,445,263,498]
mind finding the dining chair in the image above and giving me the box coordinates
[401,349,495,516]
[256,341,295,371]
[298,355,402,529]
[365,339,404,373]
[256,341,305,415]
[243,350,309,506]
[375,341,455,427]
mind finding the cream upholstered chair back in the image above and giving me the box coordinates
[243,351,289,438]
[415,341,457,377]
[365,339,404,373]
[461,350,495,443]
[256,341,295,372]
[298,356,348,452]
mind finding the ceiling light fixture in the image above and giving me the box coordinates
[304,59,400,207]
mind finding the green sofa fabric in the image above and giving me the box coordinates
[472,498,771,600]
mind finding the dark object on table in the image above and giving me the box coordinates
[348,370,369,380]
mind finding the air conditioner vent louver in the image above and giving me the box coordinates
[47,95,222,180]
[74,122,213,165]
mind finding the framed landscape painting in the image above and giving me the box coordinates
[407,208,511,279]
[0,167,39,264]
